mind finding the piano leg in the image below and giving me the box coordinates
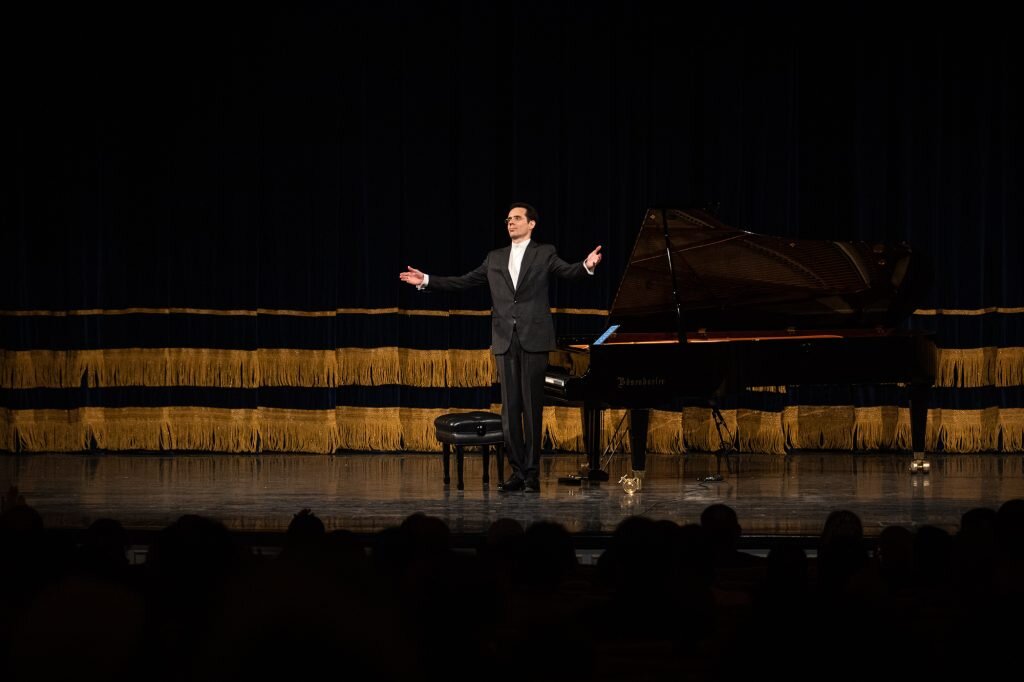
[583,401,609,481]
[618,409,649,494]
[909,383,931,474]
[628,409,649,473]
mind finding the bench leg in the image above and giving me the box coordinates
[481,445,490,485]
[456,445,465,491]
[442,442,451,485]
[496,444,504,483]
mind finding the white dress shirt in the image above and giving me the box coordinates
[508,238,530,289]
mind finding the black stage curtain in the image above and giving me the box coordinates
[2,1,1021,453]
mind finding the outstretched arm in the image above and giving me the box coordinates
[548,244,603,279]
[399,259,488,292]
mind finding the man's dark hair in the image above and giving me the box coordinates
[509,202,538,223]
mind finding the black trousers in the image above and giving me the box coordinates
[496,329,548,480]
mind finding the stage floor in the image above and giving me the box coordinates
[3,451,1023,541]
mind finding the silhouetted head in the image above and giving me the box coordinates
[322,529,368,581]
[960,507,997,536]
[486,517,525,547]
[286,508,326,547]
[700,503,742,549]
[675,522,714,588]
[995,498,1024,560]
[521,521,576,589]
[147,514,241,586]
[913,525,954,587]
[400,512,451,558]
[601,516,666,590]
[76,518,129,575]
[371,525,413,580]
[821,509,864,545]
[817,510,866,592]
[0,504,44,533]
[875,525,913,588]
[481,517,525,565]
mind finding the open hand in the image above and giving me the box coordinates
[399,266,425,286]
[584,245,602,270]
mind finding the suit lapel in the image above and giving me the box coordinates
[498,245,515,292]
[517,241,539,289]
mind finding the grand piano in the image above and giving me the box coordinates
[545,208,937,485]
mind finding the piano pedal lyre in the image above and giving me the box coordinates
[910,456,931,474]
[619,469,644,495]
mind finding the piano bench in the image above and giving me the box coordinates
[433,411,505,490]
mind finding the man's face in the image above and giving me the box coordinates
[506,207,535,242]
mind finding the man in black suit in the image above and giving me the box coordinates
[400,203,602,492]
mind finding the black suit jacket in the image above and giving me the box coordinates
[426,241,590,354]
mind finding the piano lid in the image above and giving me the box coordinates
[609,209,930,332]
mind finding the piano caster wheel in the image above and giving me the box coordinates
[619,470,644,495]
[910,459,931,474]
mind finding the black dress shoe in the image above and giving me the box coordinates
[524,477,540,492]
[497,476,525,492]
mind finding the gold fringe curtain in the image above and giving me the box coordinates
[937,347,1024,387]
[852,406,912,451]
[4,346,1023,390]
[1,406,471,454]
[403,405,1020,455]
[0,348,498,389]
[3,405,1024,454]
[929,407,1002,452]
[548,406,812,456]
[1,308,1022,454]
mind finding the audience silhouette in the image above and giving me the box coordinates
[0,492,1020,682]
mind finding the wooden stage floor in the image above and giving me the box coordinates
[3,451,1023,542]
